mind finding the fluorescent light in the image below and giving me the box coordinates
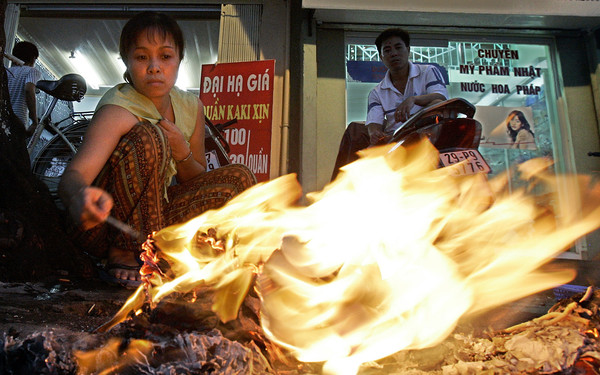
[69,50,101,90]
[114,55,126,80]
[175,59,193,90]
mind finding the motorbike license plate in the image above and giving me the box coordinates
[205,150,222,171]
[439,150,491,175]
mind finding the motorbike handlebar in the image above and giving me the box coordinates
[390,98,476,143]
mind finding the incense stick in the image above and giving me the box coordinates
[105,216,145,242]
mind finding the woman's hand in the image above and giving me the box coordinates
[157,118,190,161]
[69,186,114,230]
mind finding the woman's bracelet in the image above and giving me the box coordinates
[175,150,193,163]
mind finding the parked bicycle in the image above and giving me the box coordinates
[27,73,88,207]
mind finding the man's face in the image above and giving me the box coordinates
[380,36,409,72]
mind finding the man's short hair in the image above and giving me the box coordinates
[12,41,39,65]
[375,28,410,55]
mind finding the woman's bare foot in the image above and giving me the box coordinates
[107,247,141,282]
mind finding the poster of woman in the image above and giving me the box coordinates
[474,106,537,150]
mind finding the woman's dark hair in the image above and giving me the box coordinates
[375,28,410,55]
[506,110,534,142]
[12,41,39,65]
[119,11,185,83]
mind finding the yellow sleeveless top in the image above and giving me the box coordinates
[96,83,199,191]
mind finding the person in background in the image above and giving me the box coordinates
[331,27,448,180]
[505,110,535,150]
[7,41,41,135]
[58,11,256,288]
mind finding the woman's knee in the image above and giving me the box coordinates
[221,163,257,191]
[120,122,170,173]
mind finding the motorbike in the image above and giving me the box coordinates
[388,97,491,176]
[204,116,236,171]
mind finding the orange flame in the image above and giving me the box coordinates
[586,328,599,338]
[74,338,153,375]
[99,140,600,374]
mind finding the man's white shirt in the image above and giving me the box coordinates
[366,62,448,135]
[7,65,41,126]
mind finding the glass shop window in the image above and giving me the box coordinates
[346,37,580,256]
[347,39,565,182]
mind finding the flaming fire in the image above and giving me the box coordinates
[74,338,153,375]
[97,140,600,374]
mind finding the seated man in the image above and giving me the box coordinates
[331,27,448,180]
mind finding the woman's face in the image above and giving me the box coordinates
[509,115,523,131]
[126,29,180,101]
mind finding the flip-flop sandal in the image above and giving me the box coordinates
[98,263,142,289]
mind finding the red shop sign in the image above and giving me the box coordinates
[200,60,275,182]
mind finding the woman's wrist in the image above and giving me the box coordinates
[67,186,85,213]
[175,149,193,163]
[174,140,193,163]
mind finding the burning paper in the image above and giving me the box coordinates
[101,140,600,374]
[74,337,153,375]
